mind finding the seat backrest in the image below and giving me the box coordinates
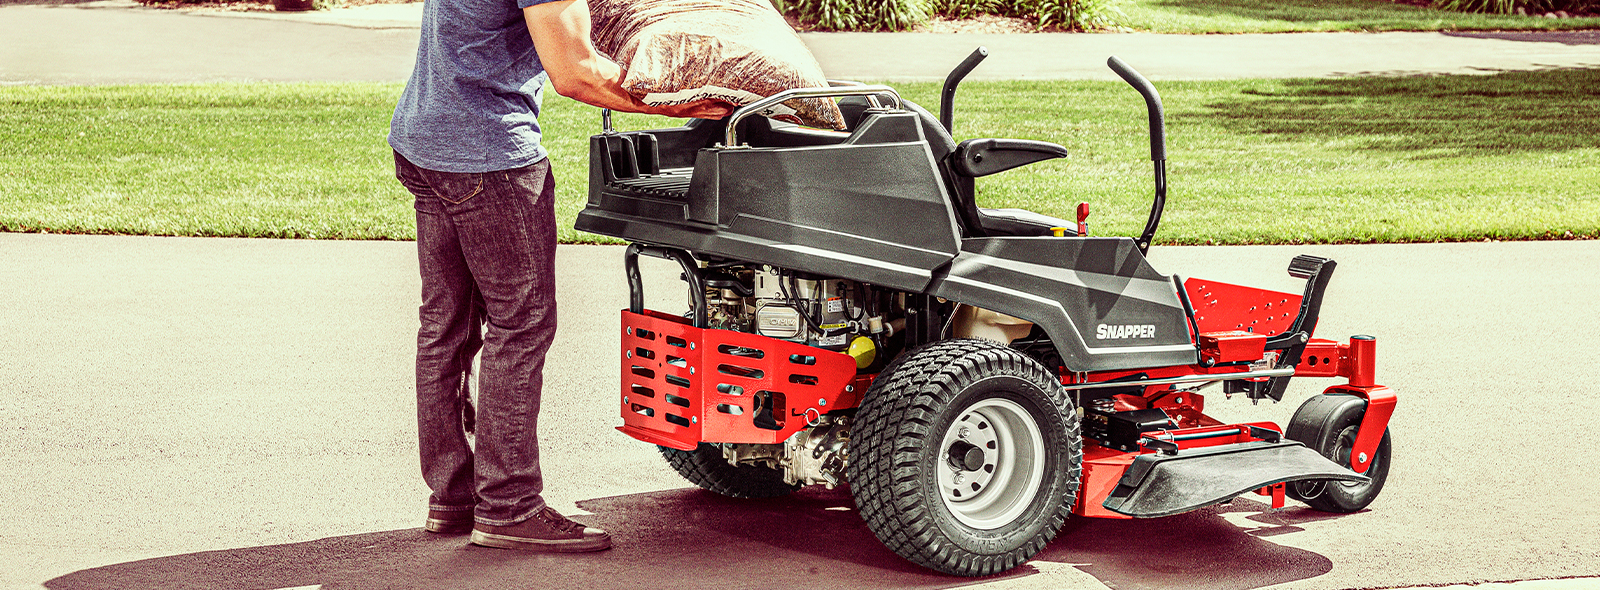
[836,96,953,156]
[901,99,956,162]
[880,99,982,237]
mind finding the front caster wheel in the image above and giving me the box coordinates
[848,339,1081,577]
[1285,393,1391,512]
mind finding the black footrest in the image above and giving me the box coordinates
[1102,440,1367,518]
[604,169,694,200]
[1288,254,1332,280]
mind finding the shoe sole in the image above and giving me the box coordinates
[470,529,612,553]
[424,518,474,534]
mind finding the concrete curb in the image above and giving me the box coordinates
[6,0,1596,84]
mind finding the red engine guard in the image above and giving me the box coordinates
[619,309,859,450]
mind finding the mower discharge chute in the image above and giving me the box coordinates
[577,49,1396,577]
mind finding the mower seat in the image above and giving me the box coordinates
[977,208,1077,234]
[753,97,1074,239]
[888,101,1072,238]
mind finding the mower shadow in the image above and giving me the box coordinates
[1036,499,1341,590]
[44,487,1337,590]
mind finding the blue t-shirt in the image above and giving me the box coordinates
[389,0,564,173]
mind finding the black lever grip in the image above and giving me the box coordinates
[1107,56,1166,162]
[940,46,989,134]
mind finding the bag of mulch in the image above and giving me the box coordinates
[589,0,846,130]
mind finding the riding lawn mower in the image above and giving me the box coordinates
[576,49,1396,577]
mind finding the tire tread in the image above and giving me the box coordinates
[659,443,801,499]
[848,339,1081,577]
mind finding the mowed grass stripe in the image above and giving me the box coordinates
[2,70,1595,244]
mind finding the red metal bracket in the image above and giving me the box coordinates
[1254,482,1286,509]
[1183,278,1302,337]
[1316,335,1392,474]
[1294,338,1349,378]
[1322,384,1395,475]
[1197,330,1267,365]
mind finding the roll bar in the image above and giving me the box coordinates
[940,46,988,134]
[1107,56,1168,255]
[723,85,902,148]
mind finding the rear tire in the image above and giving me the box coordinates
[848,339,1081,577]
[659,443,801,499]
[1285,393,1391,512]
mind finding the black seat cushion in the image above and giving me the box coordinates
[976,207,1076,237]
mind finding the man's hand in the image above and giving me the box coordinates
[525,0,646,113]
[649,99,735,120]
[526,0,735,121]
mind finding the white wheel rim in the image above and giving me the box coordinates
[937,397,1047,530]
[1333,426,1369,490]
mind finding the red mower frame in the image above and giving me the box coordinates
[617,277,1395,518]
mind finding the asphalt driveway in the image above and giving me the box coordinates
[2,2,1598,589]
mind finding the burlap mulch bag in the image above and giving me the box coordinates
[589,0,846,130]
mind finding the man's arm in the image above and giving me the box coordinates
[524,0,730,119]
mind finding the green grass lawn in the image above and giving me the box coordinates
[1109,0,1600,33]
[2,70,1596,244]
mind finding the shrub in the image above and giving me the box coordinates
[1430,0,1514,13]
[135,0,341,9]
[785,0,926,30]
[782,0,1113,31]
[921,0,1111,31]
[1535,0,1597,12]
[926,0,1001,19]
[1034,0,1111,29]
[1432,0,1595,14]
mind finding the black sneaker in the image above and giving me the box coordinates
[470,507,611,552]
[424,509,474,534]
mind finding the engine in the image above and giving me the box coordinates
[721,414,853,488]
[698,263,909,487]
[703,264,903,360]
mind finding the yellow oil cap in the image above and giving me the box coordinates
[848,336,877,369]
[1050,227,1068,237]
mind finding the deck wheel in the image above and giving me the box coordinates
[1284,393,1392,512]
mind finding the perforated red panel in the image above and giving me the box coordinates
[618,309,858,450]
[1184,278,1302,337]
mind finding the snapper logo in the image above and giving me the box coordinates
[1096,324,1157,340]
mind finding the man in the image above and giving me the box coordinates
[388,0,729,553]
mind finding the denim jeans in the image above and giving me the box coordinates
[394,151,558,527]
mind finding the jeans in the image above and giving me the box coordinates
[394,151,558,526]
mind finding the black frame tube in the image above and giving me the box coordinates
[1137,161,1167,254]
[624,243,708,328]
[940,47,989,135]
[1107,56,1168,255]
